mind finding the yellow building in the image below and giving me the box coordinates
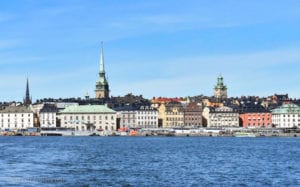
[158,102,184,128]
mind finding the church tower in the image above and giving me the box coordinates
[23,78,32,105]
[214,75,227,100]
[95,42,109,99]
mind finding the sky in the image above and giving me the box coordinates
[1,0,300,102]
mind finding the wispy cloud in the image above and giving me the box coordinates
[111,46,300,98]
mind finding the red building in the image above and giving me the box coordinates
[184,102,202,127]
[239,103,272,128]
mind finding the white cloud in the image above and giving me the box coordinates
[111,46,300,98]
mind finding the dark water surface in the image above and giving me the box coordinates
[0,137,299,186]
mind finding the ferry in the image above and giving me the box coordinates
[233,132,256,138]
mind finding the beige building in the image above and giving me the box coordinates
[59,105,116,131]
[203,106,239,127]
[158,102,184,128]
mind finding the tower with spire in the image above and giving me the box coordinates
[214,75,227,100]
[24,78,32,105]
[95,42,110,99]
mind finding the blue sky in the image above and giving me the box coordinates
[1,0,300,101]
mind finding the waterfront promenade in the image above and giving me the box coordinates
[1,127,299,137]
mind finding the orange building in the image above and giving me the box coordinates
[239,103,272,128]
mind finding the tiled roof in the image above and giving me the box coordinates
[60,105,116,114]
[238,104,270,113]
[0,106,33,113]
[40,104,58,113]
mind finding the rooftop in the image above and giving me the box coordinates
[0,106,33,113]
[272,103,300,114]
[60,105,116,114]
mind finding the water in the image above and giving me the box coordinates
[0,137,299,187]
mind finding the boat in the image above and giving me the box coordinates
[233,132,256,137]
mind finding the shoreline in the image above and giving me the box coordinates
[1,131,299,137]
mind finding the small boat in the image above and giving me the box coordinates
[130,130,138,136]
[233,132,256,137]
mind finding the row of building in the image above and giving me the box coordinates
[0,99,299,131]
[1,44,299,131]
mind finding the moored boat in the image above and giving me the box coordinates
[233,132,256,137]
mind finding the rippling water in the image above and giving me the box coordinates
[0,137,299,186]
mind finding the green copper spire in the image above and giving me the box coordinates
[100,41,105,74]
[214,74,228,99]
[215,75,227,89]
[95,42,110,99]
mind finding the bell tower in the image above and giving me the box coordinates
[214,75,227,100]
[95,42,109,99]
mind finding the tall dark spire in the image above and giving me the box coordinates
[24,78,32,105]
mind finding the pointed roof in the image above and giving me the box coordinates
[100,42,105,73]
[24,77,32,105]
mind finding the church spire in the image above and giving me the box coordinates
[95,42,110,99]
[100,41,105,74]
[24,77,32,105]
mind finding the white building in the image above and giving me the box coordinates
[136,106,158,128]
[203,106,239,127]
[39,104,58,128]
[115,105,136,129]
[272,103,300,128]
[115,105,158,129]
[0,106,34,130]
[59,105,116,131]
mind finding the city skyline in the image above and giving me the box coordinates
[1,1,300,101]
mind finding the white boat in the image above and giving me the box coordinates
[40,127,99,136]
[233,132,256,137]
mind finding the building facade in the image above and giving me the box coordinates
[203,106,239,127]
[158,102,184,128]
[59,105,116,131]
[0,106,34,130]
[115,105,158,129]
[114,105,137,129]
[39,104,58,128]
[272,102,300,128]
[136,106,158,128]
[239,103,272,128]
[184,102,202,127]
[214,75,227,100]
[95,43,109,99]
